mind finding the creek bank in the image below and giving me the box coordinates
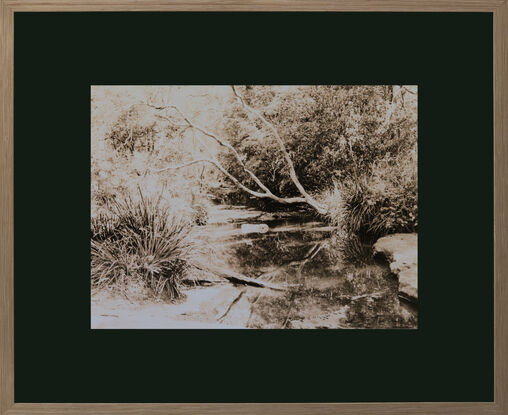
[91,285,252,329]
[92,205,417,329]
[373,233,418,303]
[374,233,418,303]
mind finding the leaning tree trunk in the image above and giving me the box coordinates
[143,87,329,215]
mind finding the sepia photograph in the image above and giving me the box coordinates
[91,85,418,329]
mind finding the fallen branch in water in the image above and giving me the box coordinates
[192,263,287,291]
[297,242,324,278]
[182,277,228,287]
[257,241,325,280]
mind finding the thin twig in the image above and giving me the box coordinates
[217,290,245,321]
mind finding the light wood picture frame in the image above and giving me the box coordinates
[1,1,506,414]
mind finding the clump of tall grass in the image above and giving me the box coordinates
[346,164,416,238]
[91,190,198,299]
[321,150,417,263]
[91,212,120,242]
[324,154,417,237]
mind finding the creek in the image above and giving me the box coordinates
[194,205,417,329]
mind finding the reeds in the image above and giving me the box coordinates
[91,189,197,299]
[320,153,417,264]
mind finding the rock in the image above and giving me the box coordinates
[374,233,418,303]
[241,223,269,234]
[398,267,418,303]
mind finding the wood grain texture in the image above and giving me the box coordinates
[0,1,14,415]
[1,1,507,414]
[494,1,508,414]
[1,0,506,10]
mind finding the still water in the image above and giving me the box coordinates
[196,205,417,329]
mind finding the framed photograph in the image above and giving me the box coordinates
[1,2,506,414]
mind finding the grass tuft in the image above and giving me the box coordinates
[320,150,417,264]
[91,189,197,299]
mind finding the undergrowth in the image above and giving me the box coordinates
[91,190,199,299]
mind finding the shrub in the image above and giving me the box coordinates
[322,148,417,261]
[353,153,417,239]
[192,202,209,226]
[105,107,157,155]
[91,191,197,299]
[218,85,417,206]
[187,190,211,226]
[92,188,117,208]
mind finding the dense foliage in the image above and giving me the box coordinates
[218,85,417,240]
[105,106,157,154]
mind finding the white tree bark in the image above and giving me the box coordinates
[143,88,328,215]
[231,86,327,214]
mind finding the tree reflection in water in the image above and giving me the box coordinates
[211,219,417,329]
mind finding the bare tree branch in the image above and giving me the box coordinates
[143,103,274,196]
[231,86,327,214]
[376,85,402,135]
[402,86,417,95]
[142,95,328,214]
[154,157,308,205]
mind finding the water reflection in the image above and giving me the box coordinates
[199,208,417,329]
